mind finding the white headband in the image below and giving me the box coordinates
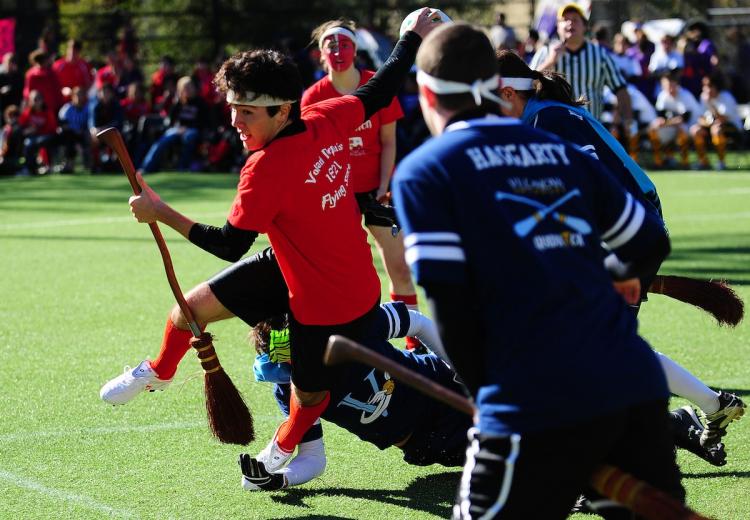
[226,89,297,107]
[501,77,536,90]
[416,70,509,108]
[319,27,357,50]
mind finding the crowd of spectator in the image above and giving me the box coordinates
[0,38,241,176]
[1,15,749,177]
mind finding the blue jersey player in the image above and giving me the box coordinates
[495,49,745,452]
[239,302,471,491]
[393,24,683,519]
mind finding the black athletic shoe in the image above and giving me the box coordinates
[671,406,727,466]
[700,391,746,448]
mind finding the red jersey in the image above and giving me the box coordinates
[23,66,63,113]
[19,107,57,136]
[53,57,92,91]
[228,96,380,325]
[301,70,403,193]
[120,98,149,123]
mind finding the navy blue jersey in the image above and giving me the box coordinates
[273,344,469,455]
[392,116,669,436]
[522,97,660,214]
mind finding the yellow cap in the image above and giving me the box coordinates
[557,3,587,22]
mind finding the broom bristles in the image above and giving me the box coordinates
[191,333,255,445]
[649,275,745,327]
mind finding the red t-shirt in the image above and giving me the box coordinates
[228,96,380,325]
[19,107,57,136]
[301,70,403,193]
[23,67,63,113]
[53,57,92,91]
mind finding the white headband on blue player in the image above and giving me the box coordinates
[416,70,510,108]
[500,77,536,90]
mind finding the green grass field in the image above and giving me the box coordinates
[1,168,749,519]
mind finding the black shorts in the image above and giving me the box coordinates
[401,408,470,467]
[288,300,381,393]
[454,400,683,520]
[207,247,290,327]
[355,190,397,228]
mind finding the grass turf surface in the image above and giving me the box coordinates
[0,168,748,519]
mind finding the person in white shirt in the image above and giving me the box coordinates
[648,71,700,168]
[690,72,742,170]
[649,34,685,76]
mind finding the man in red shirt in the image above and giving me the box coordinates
[100,9,442,465]
[23,50,63,114]
[18,90,57,175]
[53,39,93,102]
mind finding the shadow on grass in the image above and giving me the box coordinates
[267,470,460,518]
[661,232,750,286]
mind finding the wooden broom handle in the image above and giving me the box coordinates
[96,127,201,337]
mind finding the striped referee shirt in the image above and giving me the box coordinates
[530,40,627,120]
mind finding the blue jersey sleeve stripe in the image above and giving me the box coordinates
[405,245,466,265]
[605,201,646,249]
[405,232,461,247]
[602,192,633,240]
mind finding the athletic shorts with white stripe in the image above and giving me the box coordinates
[454,400,684,520]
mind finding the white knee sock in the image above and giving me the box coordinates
[406,310,444,353]
[656,351,720,413]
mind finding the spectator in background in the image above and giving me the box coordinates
[152,75,177,117]
[0,53,23,124]
[53,39,93,103]
[149,55,177,108]
[58,86,91,173]
[724,26,750,103]
[490,12,517,51]
[191,57,219,108]
[140,77,209,173]
[648,71,699,169]
[626,22,657,101]
[117,55,144,97]
[18,90,57,175]
[612,32,643,79]
[89,83,124,172]
[682,21,718,98]
[690,73,743,171]
[522,28,540,64]
[95,52,122,92]
[0,105,24,175]
[117,18,139,59]
[23,50,63,114]
[649,34,684,77]
[120,81,150,165]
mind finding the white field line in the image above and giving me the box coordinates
[0,212,227,231]
[0,421,203,443]
[0,469,137,518]
[667,211,750,223]
[669,187,750,197]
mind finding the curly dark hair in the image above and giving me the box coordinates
[249,314,289,355]
[214,49,303,118]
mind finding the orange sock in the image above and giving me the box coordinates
[276,391,330,453]
[150,318,195,380]
[677,130,690,166]
[392,293,420,350]
[648,129,663,166]
[712,133,727,162]
[694,133,709,164]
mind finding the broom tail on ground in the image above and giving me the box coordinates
[649,275,744,327]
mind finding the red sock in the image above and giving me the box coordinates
[150,318,195,380]
[276,392,331,453]
[391,293,420,350]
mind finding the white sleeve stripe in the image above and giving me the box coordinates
[605,201,645,249]
[405,245,466,265]
[381,303,400,339]
[602,193,633,240]
[404,232,461,248]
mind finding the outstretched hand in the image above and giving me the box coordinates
[612,277,641,305]
[408,8,446,39]
[128,171,162,224]
[239,453,286,491]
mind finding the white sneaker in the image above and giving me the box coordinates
[99,360,172,405]
[256,427,293,472]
